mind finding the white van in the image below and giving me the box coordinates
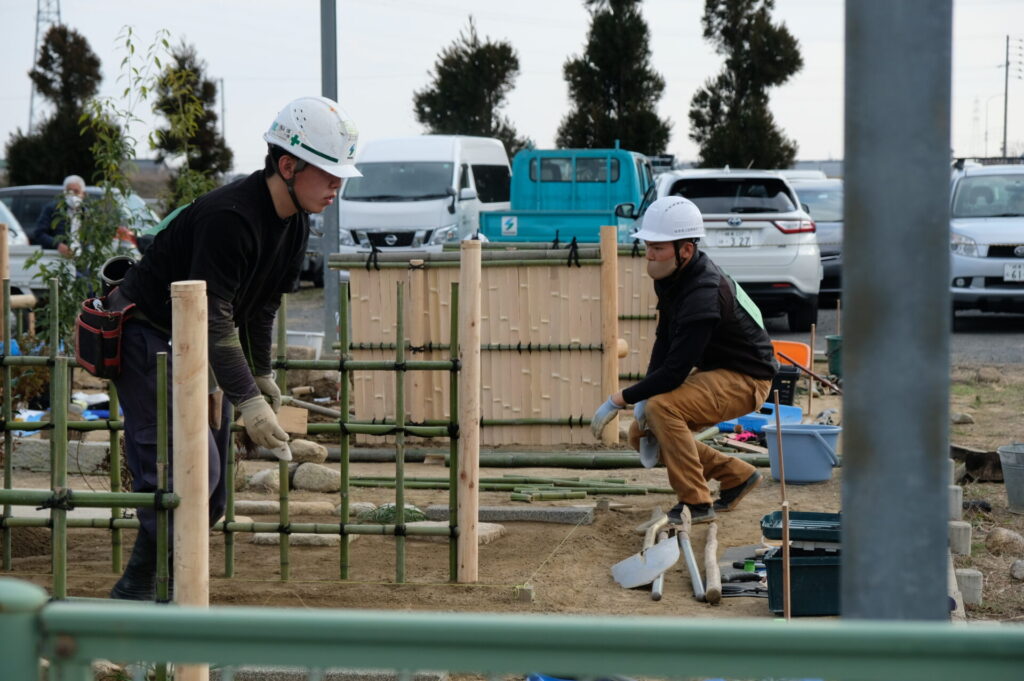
[337,135,511,253]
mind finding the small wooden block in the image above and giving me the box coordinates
[724,437,769,454]
[277,405,308,434]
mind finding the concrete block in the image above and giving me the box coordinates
[12,437,110,474]
[955,568,983,605]
[424,504,593,525]
[948,485,963,521]
[948,520,972,555]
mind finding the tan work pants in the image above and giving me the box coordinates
[629,369,771,505]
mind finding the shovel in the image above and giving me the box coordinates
[611,515,680,589]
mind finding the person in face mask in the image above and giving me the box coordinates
[34,175,87,257]
[590,195,778,525]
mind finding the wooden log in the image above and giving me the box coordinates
[599,225,619,445]
[457,240,482,582]
[704,522,722,605]
[171,280,210,681]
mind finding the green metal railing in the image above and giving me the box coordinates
[2,578,1023,681]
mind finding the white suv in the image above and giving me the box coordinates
[624,169,821,331]
[949,160,1024,316]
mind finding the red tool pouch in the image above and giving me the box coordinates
[75,296,135,379]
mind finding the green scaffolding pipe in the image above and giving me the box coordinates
[338,282,351,580]
[447,281,459,582]
[394,282,407,583]
[3,279,12,571]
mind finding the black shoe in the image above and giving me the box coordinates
[110,534,156,601]
[714,472,763,512]
[667,502,716,525]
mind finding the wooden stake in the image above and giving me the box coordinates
[599,225,619,445]
[773,388,791,622]
[457,240,482,583]
[171,280,210,681]
[836,298,842,336]
[704,521,722,605]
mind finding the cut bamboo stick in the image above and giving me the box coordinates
[704,522,722,605]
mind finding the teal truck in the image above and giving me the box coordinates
[478,145,656,243]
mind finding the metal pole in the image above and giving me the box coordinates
[321,0,341,358]
[1004,35,1010,158]
[843,0,952,620]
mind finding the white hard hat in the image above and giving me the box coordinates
[264,96,361,178]
[632,196,705,242]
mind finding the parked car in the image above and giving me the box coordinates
[0,184,158,248]
[0,201,31,245]
[949,160,1024,316]
[790,178,843,297]
[619,168,821,332]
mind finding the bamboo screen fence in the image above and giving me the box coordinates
[330,232,660,447]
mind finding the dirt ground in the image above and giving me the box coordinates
[6,363,1024,622]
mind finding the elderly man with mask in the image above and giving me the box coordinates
[590,196,778,524]
[34,174,86,256]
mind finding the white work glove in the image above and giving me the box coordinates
[268,443,292,462]
[590,396,626,439]
[639,434,660,469]
[634,400,648,432]
[254,373,282,413]
[238,396,290,450]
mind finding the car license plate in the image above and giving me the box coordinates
[714,230,756,248]
[1005,263,1024,282]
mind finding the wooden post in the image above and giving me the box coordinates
[171,280,209,681]
[457,241,481,582]
[599,225,619,445]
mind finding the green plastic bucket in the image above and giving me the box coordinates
[825,334,842,378]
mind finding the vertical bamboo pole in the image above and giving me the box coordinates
[156,354,170,603]
[408,260,426,423]
[2,279,12,571]
[774,389,791,621]
[448,281,460,582]
[457,241,481,582]
[171,280,209,681]
[599,225,620,445]
[0,224,7,341]
[836,298,842,336]
[224,410,235,578]
[276,296,290,581]
[808,323,816,416]
[108,382,123,573]
[395,282,407,583]
[339,279,351,580]
[51,357,68,599]
[47,279,58,489]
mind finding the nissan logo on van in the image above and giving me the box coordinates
[385,234,398,246]
[727,217,743,227]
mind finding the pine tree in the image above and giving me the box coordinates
[413,18,531,155]
[152,42,233,211]
[556,0,670,154]
[689,0,803,168]
[4,25,103,185]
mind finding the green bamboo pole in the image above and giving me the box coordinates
[0,490,180,509]
[306,423,450,437]
[394,282,406,583]
[0,420,125,432]
[345,342,606,353]
[155,353,170,604]
[211,521,452,536]
[277,294,291,581]
[107,382,122,573]
[2,517,141,529]
[224,406,236,578]
[338,279,351,580]
[51,356,68,599]
[2,279,12,571]
[447,281,459,582]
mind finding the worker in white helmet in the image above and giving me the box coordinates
[590,196,777,525]
[107,96,360,600]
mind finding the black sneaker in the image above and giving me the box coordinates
[714,472,763,512]
[667,502,716,525]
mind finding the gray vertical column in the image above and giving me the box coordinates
[321,0,341,356]
[842,1,952,620]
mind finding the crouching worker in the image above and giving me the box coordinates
[108,96,361,599]
[590,196,777,525]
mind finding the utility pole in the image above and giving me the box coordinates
[320,0,341,358]
[1002,35,1024,158]
[28,0,62,133]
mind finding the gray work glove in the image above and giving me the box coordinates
[590,396,625,439]
[254,373,282,413]
[634,400,648,432]
[639,434,660,469]
[238,396,289,450]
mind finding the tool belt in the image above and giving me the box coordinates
[75,287,135,379]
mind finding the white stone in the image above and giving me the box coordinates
[289,438,328,463]
[251,532,353,547]
[955,568,983,605]
[948,521,972,555]
[951,412,975,425]
[247,468,280,493]
[985,527,1024,556]
[292,463,341,492]
[404,521,506,545]
[342,501,377,517]
[1011,559,1024,581]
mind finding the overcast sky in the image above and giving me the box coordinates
[0,0,1021,175]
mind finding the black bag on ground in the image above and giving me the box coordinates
[75,293,135,379]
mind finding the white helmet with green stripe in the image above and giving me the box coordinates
[264,96,361,178]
